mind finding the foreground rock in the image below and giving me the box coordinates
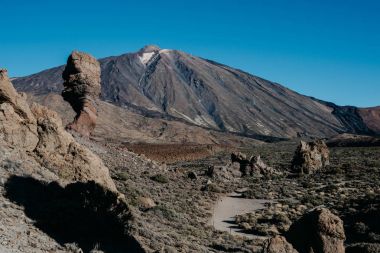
[0,68,115,191]
[291,140,330,174]
[0,68,144,252]
[286,207,345,253]
[62,51,101,137]
[262,236,298,253]
[0,69,39,151]
[31,104,116,191]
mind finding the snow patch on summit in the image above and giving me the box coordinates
[159,49,171,54]
[139,52,155,65]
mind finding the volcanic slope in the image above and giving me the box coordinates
[13,45,379,139]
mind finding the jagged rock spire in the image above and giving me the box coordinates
[62,51,101,137]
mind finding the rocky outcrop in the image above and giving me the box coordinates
[231,152,277,176]
[249,155,278,176]
[262,236,298,253]
[207,152,278,181]
[62,51,101,137]
[0,68,149,252]
[286,207,346,253]
[0,69,116,191]
[291,140,330,174]
[231,152,252,176]
[231,152,249,164]
[0,69,38,151]
[31,104,116,191]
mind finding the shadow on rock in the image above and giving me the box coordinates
[5,176,145,253]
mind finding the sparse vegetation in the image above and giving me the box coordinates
[150,174,169,184]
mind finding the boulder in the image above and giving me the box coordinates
[62,51,101,137]
[230,152,251,176]
[291,140,330,174]
[286,207,345,253]
[230,152,277,177]
[138,196,156,210]
[262,236,298,253]
[249,155,278,176]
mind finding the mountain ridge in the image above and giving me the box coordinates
[12,45,380,139]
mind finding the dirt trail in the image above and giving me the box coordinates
[211,190,271,239]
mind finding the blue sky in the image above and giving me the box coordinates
[1,0,379,107]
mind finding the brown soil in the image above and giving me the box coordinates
[123,143,230,163]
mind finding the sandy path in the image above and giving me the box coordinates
[210,191,271,239]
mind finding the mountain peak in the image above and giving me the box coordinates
[139,45,160,54]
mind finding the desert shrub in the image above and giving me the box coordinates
[364,159,380,168]
[150,174,169,184]
[301,181,314,188]
[301,195,324,207]
[205,183,222,193]
[114,171,129,181]
[152,205,180,221]
[327,166,344,174]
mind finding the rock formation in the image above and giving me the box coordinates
[291,140,330,174]
[286,207,346,253]
[262,236,299,253]
[249,155,278,176]
[62,51,101,137]
[231,152,248,164]
[0,69,149,253]
[0,69,38,151]
[31,104,116,191]
[230,152,277,176]
[0,68,116,191]
[230,152,251,176]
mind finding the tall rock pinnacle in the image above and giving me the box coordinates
[62,51,101,137]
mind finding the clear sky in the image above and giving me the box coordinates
[1,0,379,107]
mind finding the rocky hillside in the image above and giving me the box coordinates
[13,45,380,139]
[0,68,146,252]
